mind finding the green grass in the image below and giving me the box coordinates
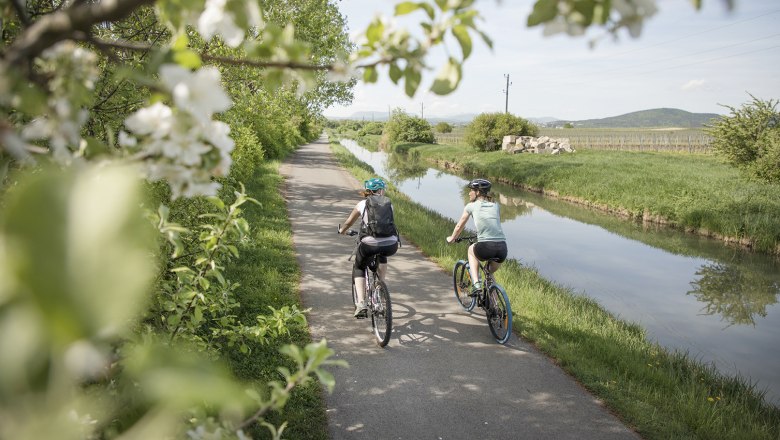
[221,161,328,440]
[330,141,780,440]
[411,144,780,255]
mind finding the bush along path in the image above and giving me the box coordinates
[325,138,780,439]
[280,136,640,440]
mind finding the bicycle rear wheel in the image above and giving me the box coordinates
[452,260,476,311]
[486,284,512,344]
[370,280,392,347]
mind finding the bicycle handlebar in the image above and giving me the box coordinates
[454,235,477,243]
[337,224,358,236]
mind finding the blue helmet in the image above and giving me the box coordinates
[364,177,386,191]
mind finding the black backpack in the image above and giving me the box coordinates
[360,194,397,239]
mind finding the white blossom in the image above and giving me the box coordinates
[159,65,231,124]
[204,121,234,154]
[198,0,245,47]
[118,131,137,147]
[124,102,174,138]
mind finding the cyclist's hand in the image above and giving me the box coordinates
[446,235,455,243]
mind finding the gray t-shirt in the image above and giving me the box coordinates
[465,200,506,242]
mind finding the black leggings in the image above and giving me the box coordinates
[353,242,399,278]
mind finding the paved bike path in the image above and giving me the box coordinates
[280,136,640,440]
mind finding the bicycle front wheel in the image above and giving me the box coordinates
[486,284,512,344]
[370,280,392,347]
[453,260,476,311]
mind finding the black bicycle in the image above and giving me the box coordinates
[452,236,513,344]
[340,225,393,347]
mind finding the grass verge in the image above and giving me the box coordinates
[222,161,328,440]
[330,140,780,440]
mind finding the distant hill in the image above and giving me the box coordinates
[551,108,721,128]
[329,108,722,128]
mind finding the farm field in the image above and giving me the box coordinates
[435,126,713,153]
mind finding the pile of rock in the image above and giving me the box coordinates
[501,135,575,154]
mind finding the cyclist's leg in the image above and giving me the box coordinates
[375,242,398,282]
[353,243,376,311]
[467,243,482,287]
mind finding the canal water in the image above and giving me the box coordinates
[339,139,780,406]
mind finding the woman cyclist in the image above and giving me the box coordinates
[446,178,508,295]
[338,177,400,318]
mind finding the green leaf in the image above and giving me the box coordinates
[1,165,154,343]
[572,0,596,25]
[363,66,379,83]
[430,58,462,95]
[395,2,421,16]
[366,19,385,45]
[419,3,435,19]
[389,63,403,84]
[173,50,202,69]
[451,25,472,59]
[527,0,559,27]
[404,67,422,97]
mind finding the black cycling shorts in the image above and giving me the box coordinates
[353,241,399,278]
[473,240,507,263]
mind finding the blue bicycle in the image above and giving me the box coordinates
[452,236,513,344]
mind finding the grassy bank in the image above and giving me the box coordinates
[408,143,780,256]
[222,161,328,439]
[330,141,780,440]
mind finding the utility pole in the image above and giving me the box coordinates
[421,102,425,119]
[503,74,512,114]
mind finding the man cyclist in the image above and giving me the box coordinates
[446,178,508,295]
[338,178,400,318]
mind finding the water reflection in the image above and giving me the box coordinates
[339,139,780,405]
[688,261,779,327]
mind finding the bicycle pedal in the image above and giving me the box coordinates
[354,310,368,319]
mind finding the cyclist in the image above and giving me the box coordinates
[446,178,508,295]
[338,177,400,318]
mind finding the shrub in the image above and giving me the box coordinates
[383,109,436,145]
[435,122,453,133]
[707,95,780,183]
[464,112,539,151]
[359,121,385,136]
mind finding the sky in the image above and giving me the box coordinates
[323,0,780,121]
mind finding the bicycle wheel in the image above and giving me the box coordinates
[452,260,476,311]
[370,280,392,347]
[486,284,512,344]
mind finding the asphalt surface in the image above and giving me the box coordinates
[280,136,641,440]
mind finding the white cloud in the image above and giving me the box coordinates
[681,79,706,91]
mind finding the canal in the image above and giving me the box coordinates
[339,139,780,406]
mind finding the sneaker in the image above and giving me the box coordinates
[354,301,368,319]
[469,281,482,297]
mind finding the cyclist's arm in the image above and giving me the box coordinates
[339,208,361,234]
[446,208,471,243]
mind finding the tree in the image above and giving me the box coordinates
[465,112,539,152]
[435,122,453,133]
[707,95,780,183]
[383,109,436,145]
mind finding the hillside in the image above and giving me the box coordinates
[552,108,722,128]
[328,108,723,128]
